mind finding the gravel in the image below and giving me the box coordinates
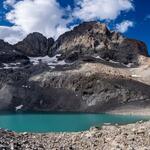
[0,121,150,150]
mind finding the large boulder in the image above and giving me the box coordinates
[50,21,148,66]
[15,32,54,57]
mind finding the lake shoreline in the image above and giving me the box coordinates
[0,120,150,149]
[1,105,150,116]
[107,105,150,116]
[0,113,147,133]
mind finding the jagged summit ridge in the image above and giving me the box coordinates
[15,32,54,57]
[0,21,149,67]
[50,21,148,66]
[0,39,28,64]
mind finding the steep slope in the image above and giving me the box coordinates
[30,62,150,112]
[0,40,29,65]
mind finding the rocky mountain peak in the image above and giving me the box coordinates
[0,39,28,64]
[73,21,110,35]
[50,21,148,66]
[15,32,54,57]
[51,21,113,54]
[0,39,13,51]
[0,21,149,67]
[26,32,46,39]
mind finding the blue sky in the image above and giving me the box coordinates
[0,0,150,54]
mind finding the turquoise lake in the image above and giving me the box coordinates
[0,113,149,133]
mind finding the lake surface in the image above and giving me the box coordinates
[0,113,149,133]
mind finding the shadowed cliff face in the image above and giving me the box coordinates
[0,83,82,112]
[0,40,29,64]
[15,32,54,57]
[50,21,148,66]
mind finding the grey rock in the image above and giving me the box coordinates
[0,40,29,64]
[0,82,82,112]
[30,64,150,113]
[15,32,54,57]
[50,21,148,66]
[0,121,150,149]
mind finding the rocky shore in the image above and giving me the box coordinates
[0,121,150,150]
[107,105,150,116]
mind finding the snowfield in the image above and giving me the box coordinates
[29,54,67,68]
[0,54,68,70]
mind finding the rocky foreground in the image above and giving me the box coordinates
[0,121,150,150]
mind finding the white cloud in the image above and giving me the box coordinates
[73,0,134,21]
[6,0,70,38]
[115,20,134,33]
[0,26,25,44]
[3,0,16,8]
[1,0,71,44]
[144,15,150,21]
[1,0,134,44]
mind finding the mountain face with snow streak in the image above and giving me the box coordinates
[50,21,148,66]
[0,21,150,113]
[0,21,148,68]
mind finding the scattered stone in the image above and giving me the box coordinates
[0,121,150,149]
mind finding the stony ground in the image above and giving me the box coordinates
[0,121,150,150]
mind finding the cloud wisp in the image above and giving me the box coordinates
[144,15,150,21]
[6,0,70,41]
[115,20,134,33]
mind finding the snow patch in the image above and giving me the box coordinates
[29,54,67,68]
[1,62,21,70]
[22,85,30,88]
[95,56,119,64]
[95,56,134,67]
[123,63,134,68]
[95,56,105,60]
[109,60,120,64]
[131,74,141,78]
[16,105,23,111]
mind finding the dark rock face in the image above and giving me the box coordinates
[0,65,83,112]
[0,83,82,112]
[31,68,150,113]
[0,61,150,112]
[113,39,148,65]
[0,40,29,64]
[15,32,54,57]
[0,39,13,51]
[50,21,148,66]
